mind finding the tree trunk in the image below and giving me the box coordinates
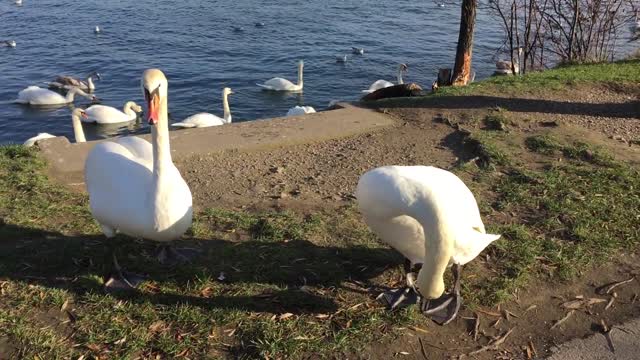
[451,0,478,86]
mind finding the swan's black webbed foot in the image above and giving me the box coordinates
[377,287,420,310]
[104,253,146,290]
[420,292,461,325]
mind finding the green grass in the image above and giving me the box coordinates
[433,59,640,97]
[462,131,640,305]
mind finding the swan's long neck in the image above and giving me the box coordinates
[297,63,304,87]
[71,113,86,143]
[87,77,95,91]
[123,103,136,117]
[65,88,87,103]
[151,95,173,179]
[397,68,404,85]
[222,93,232,123]
[411,201,453,299]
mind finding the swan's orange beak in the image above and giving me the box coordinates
[145,88,160,125]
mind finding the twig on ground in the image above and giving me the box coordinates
[604,293,616,311]
[600,319,615,353]
[596,277,635,295]
[550,310,575,330]
[464,328,515,357]
[418,338,429,360]
[473,312,480,341]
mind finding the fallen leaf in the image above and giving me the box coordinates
[201,287,214,298]
[148,320,167,333]
[279,313,294,320]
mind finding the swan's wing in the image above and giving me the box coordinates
[24,133,55,147]
[256,83,276,90]
[261,77,296,90]
[55,76,83,87]
[85,141,153,237]
[85,105,128,124]
[113,136,153,166]
[16,87,64,105]
[173,113,224,128]
[366,80,394,92]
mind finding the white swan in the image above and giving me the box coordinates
[356,166,501,325]
[94,26,101,34]
[84,101,142,124]
[15,86,97,106]
[286,105,316,117]
[257,60,304,91]
[495,60,519,75]
[172,87,234,128]
[352,47,364,55]
[3,40,16,48]
[46,72,101,92]
[336,55,348,63]
[85,69,193,289]
[361,63,408,93]
[23,108,88,147]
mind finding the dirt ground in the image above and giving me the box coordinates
[171,83,640,359]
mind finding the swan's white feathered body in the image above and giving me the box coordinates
[15,86,94,105]
[172,113,227,128]
[85,69,192,243]
[172,87,233,128]
[356,166,500,298]
[257,60,304,91]
[24,133,55,147]
[84,102,141,124]
[286,106,316,117]
[362,64,408,93]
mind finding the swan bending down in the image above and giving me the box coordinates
[362,63,408,93]
[46,72,101,92]
[257,60,304,91]
[286,105,316,117]
[356,166,501,325]
[85,69,193,289]
[15,86,97,106]
[172,87,234,128]
[84,101,142,124]
[23,108,88,146]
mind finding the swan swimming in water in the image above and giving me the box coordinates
[3,40,16,48]
[172,87,234,128]
[257,60,304,91]
[94,26,101,34]
[362,63,408,93]
[15,86,97,106]
[23,108,88,146]
[336,55,348,63]
[46,72,101,92]
[356,166,501,325]
[85,69,194,289]
[286,105,316,117]
[84,101,143,124]
[352,47,364,55]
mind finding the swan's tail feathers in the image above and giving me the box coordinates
[171,122,197,128]
[256,83,274,90]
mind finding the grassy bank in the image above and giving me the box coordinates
[434,59,640,96]
[1,62,639,358]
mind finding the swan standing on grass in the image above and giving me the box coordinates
[85,69,193,289]
[15,86,98,106]
[286,105,316,116]
[23,108,88,146]
[84,101,142,124]
[356,166,501,325]
[46,72,101,92]
[172,87,234,128]
[362,63,408,93]
[257,60,304,91]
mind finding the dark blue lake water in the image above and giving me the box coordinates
[0,0,634,145]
